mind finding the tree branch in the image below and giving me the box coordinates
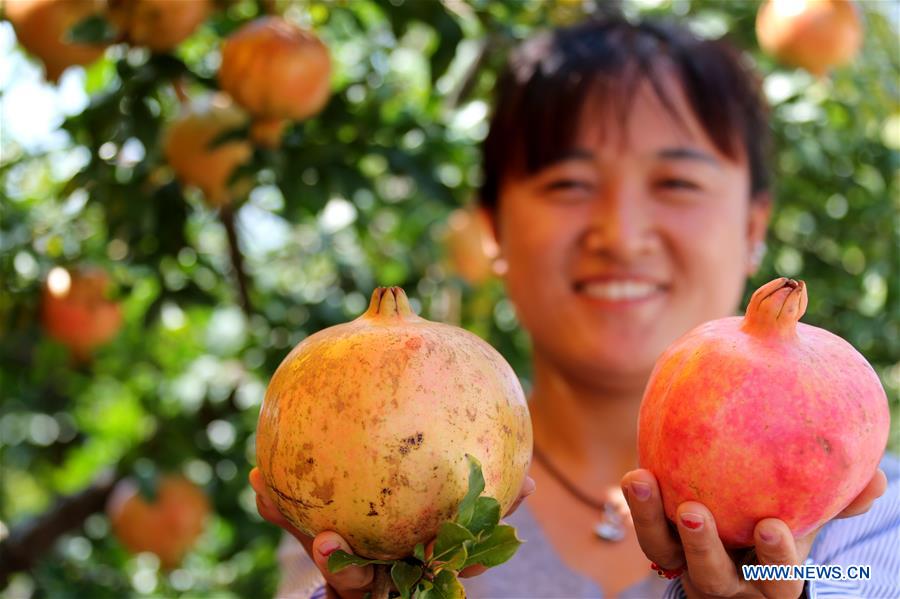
[219,204,253,317]
[0,470,119,588]
[447,33,507,109]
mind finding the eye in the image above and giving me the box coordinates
[657,178,700,191]
[543,179,594,192]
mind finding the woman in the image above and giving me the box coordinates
[250,17,896,598]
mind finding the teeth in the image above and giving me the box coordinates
[580,281,658,301]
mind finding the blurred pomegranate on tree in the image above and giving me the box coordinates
[106,0,210,53]
[163,95,253,207]
[4,0,107,83]
[756,0,863,76]
[443,206,497,286]
[107,475,210,569]
[219,16,332,147]
[41,265,122,360]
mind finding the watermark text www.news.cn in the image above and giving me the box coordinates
[742,564,871,581]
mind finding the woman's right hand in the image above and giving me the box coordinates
[249,467,535,599]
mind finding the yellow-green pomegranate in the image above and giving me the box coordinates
[257,287,532,559]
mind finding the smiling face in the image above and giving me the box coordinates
[489,76,770,389]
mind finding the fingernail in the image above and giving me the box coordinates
[680,512,704,530]
[524,477,536,495]
[630,481,651,501]
[759,527,780,545]
[319,540,341,557]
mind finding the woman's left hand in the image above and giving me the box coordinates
[620,469,887,599]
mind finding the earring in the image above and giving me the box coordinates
[751,241,767,268]
[492,256,508,276]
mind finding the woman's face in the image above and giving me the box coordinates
[490,77,770,389]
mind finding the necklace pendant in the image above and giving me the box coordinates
[593,504,626,542]
[594,519,626,542]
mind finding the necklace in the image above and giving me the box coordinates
[531,445,627,542]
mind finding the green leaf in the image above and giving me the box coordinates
[413,543,426,562]
[431,521,474,564]
[462,525,522,569]
[66,14,117,44]
[454,454,485,526]
[465,496,501,537]
[391,561,423,599]
[416,569,465,599]
[326,550,392,573]
[416,579,433,595]
[438,545,468,574]
[133,461,158,503]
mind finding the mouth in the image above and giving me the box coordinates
[573,279,668,304]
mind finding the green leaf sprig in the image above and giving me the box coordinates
[327,455,524,599]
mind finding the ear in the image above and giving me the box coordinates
[746,192,772,276]
[475,204,500,259]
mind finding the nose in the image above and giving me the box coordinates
[582,180,655,258]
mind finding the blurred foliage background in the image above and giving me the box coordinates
[0,0,897,597]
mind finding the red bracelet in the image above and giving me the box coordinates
[650,561,685,579]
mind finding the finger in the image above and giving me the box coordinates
[753,518,803,599]
[504,476,536,517]
[250,468,287,524]
[249,467,267,496]
[621,469,684,570]
[312,531,374,595]
[254,492,283,525]
[674,502,741,598]
[836,469,887,519]
[249,468,314,551]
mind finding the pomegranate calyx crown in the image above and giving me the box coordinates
[741,277,808,340]
[364,287,420,321]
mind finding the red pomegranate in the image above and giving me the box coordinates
[5,0,107,83]
[219,16,331,147]
[107,474,210,569]
[756,0,863,76]
[639,278,889,547]
[162,95,253,207]
[41,266,122,360]
[107,0,210,53]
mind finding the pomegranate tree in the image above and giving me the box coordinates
[219,16,331,147]
[639,278,889,547]
[257,287,532,596]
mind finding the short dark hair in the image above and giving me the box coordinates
[480,18,771,210]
